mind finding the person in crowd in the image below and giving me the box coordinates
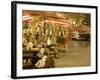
[35,47,55,68]
[23,39,28,49]
[26,58,33,69]
[31,52,41,69]
[35,48,46,68]
[26,41,33,50]
[35,54,47,68]
[44,49,55,68]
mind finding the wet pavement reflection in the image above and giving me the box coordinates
[55,41,90,68]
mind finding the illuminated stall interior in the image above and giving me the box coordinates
[22,11,73,50]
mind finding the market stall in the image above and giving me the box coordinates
[22,14,73,69]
